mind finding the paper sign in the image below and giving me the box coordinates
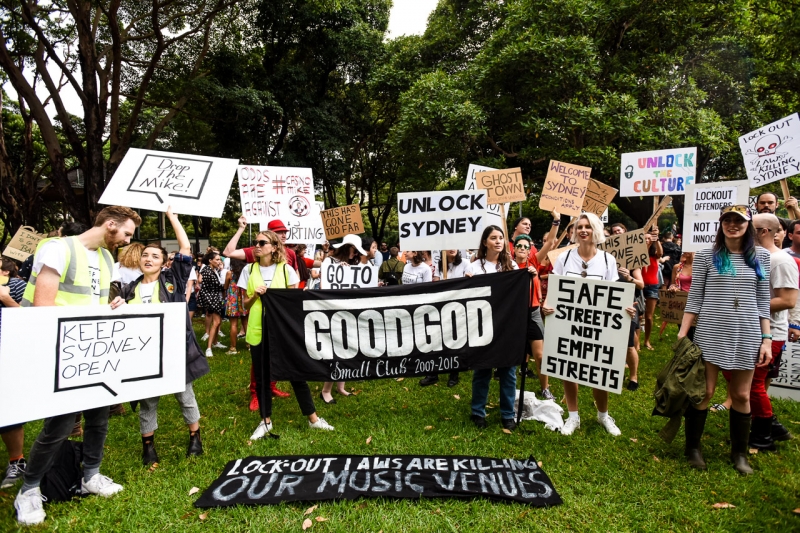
[397,191,487,251]
[682,180,749,252]
[320,261,379,289]
[657,289,696,325]
[2,226,47,261]
[542,275,634,394]
[98,148,239,218]
[739,113,800,187]
[597,229,651,270]
[582,179,617,218]
[465,164,507,226]
[540,160,592,216]
[619,147,697,197]
[320,204,365,240]
[769,341,800,402]
[0,303,186,426]
[475,167,526,205]
[683,219,720,253]
[547,244,578,267]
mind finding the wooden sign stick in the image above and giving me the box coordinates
[442,250,448,280]
[644,195,672,232]
[500,204,509,243]
[780,179,791,202]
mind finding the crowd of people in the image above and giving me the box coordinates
[0,191,797,525]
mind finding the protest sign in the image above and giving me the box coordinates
[738,113,800,187]
[682,219,720,253]
[466,164,507,226]
[98,148,238,218]
[582,179,617,218]
[264,270,528,382]
[748,195,757,213]
[539,160,592,217]
[657,289,695,325]
[596,229,650,270]
[320,204,364,240]
[195,454,562,508]
[321,262,379,289]
[619,147,697,197]
[397,191,487,251]
[0,303,186,427]
[541,275,633,394]
[682,181,749,252]
[2,226,47,261]
[475,167,526,205]
[643,195,672,232]
[769,341,800,402]
[547,244,577,267]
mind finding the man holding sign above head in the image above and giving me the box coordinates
[15,206,141,526]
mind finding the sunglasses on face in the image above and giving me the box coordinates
[515,243,530,249]
[254,240,273,247]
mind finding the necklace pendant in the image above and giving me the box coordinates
[733,297,740,310]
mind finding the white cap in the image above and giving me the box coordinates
[331,234,367,256]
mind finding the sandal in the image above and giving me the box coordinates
[710,403,728,412]
[226,349,238,355]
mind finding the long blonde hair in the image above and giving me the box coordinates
[256,231,287,265]
[118,242,144,268]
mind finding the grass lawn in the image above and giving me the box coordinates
[1,317,799,532]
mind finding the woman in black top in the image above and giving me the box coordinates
[197,251,225,358]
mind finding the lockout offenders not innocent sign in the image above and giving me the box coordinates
[596,229,650,270]
[320,204,365,241]
[541,275,633,394]
[474,167,526,205]
[739,113,800,187]
[0,303,186,427]
[465,164,507,227]
[98,148,239,218]
[397,191,488,251]
[619,147,697,197]
[682,180,749,253]
[539,160,592,217]
[320,262,379,289]
[683,219,720,253]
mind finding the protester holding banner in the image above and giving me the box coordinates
[197,251,226,358]
[678,205,771,474]
[641,230,663,350]
[465,225,520,431]
[15,206,141,526]
[118,207,209,465]
[402,251,433,285]
[241,230,334,439]
[542,213,633,437]
[224,259,248,354]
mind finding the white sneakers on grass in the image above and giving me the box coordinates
[200,333,209,341]
[81,473,124,497]
[250,420,273,440]
[560,415,621,436]
[212,342,226,349]
[15,487,46,526]
[205,348,213,358]
[309,418,334,431]
[561,417,580,436]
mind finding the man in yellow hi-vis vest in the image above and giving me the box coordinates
[15,206,141,526]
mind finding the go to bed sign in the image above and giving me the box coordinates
[465,164,507,226]
[0,303,186,427]
[539,160,592,217]
[98,148,239,218]
[320,204,365,241]
[474,167,526,205]
[321,261,380,289]
[619,147,697,197]
[739,113,800,187]
[398,191,488,250]
[541,275,634,394]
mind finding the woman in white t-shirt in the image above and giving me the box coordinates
[542,212,635,437]
[464,226,520,432]
[402,252,432,284]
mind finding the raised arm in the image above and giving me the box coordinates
[223,215,249,261]
[166,206,191,256]
[535,210,561,263]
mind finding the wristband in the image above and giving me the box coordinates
[761,334,773,339]
[552,220,561,226]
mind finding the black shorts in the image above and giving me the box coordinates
[628,318,638,348]
[0,423,23,433]
[527,307,544,341]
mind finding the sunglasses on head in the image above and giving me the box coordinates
[720,205,751,220]
[254,240,273,247]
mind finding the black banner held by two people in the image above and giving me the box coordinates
[195,455,562,508]
[263,270,529,382]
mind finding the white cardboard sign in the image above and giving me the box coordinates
[320,261,380,289]
[99,148,239,218]
[541,275,633,394]
[682,180,749,252]
[739,113,800,187]
[465,164,507,226]
[769,341,800,402]
[0,303,186,426]
[398,191,488,251]
[619,147,698,197]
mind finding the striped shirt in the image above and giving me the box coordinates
[685,247,771,370]
[0,277,26,333]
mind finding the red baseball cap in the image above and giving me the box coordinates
[267,220,289,233]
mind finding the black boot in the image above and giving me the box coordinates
[749,417,776,451]
[729,409,753,475]
[142,435,159,466]
[772,415,793,441]
[187,429,203,457]
[684,407,708,470]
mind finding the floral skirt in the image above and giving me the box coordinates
[225,283,248,318]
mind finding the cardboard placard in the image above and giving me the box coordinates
[582,179,617,218]
[465,164,507,226]
[98,148,239,218]
[320,261,379,289]
[546,244,578,267]
[682,181,749,252]
[683,219,720,251]
[619,147,697,197]
[538,160,592,217]
[0,303,187,427]
[739,113,800,187]
[643,195,672,232]
[2,226,47,261]
[541,275,634,394]
[769,341,800,402]
[657,289,696,325]
[596,229,650,270]
[320,204,365,240]
[397,191,487,251]
[474,167,526,205]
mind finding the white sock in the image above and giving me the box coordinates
[568,411,580,421]
[597,410,608,421]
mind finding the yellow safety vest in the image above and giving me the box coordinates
[128,281,161,305]
[21,236,114,307]
[246,261,289,345]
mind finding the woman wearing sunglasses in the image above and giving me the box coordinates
[542,212,636,437]
[678,205,771,474]
[242,231,334,440]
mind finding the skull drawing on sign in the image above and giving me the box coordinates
[754,134,781,157]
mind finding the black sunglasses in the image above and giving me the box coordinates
[254,240,272,247]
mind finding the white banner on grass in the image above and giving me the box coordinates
[398,190,488,251]
[541,275,633,394]
[739,113,800,187]
[98,149,239,218]
[0,303,186,426]
[619,147,697,197]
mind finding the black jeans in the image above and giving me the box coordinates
[251,341,316,419]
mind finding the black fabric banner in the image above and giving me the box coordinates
[263,269,529,382]
[195,455,562,508]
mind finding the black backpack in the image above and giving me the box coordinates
[383,259,404,285]
[40,440,84,503]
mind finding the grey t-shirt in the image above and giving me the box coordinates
[770,250,799,341]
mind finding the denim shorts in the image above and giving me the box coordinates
[643,284,660,300]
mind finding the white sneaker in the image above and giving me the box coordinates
[309,418,335,431]
[81,474,123,497]
[15,487,46,525]
[205,348,213,358]
[250,420,273,440]
[561,417,580,436]
[213,342,226,349]
[218,331,226,338]
[597,415,621,436]
[200,333,209,341]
